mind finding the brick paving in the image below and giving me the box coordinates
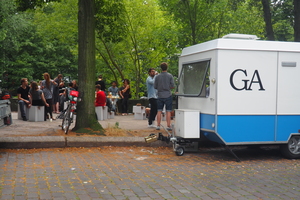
[0,146,299,200]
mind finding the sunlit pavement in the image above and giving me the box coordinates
[0,112,173,137]
[0,146,299,200]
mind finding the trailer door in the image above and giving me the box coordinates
[276,52,300,141]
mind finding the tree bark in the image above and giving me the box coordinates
[73,0,103,132]
[294,0,300,42]
[261,0,275,41]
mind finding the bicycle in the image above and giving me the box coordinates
[61,90,80,134]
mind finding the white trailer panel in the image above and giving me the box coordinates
[176,34,300,148]
[217,50,278,115]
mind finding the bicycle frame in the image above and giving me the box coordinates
[62,91,80,134]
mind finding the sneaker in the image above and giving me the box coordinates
[156,126,160,130]
[148,124,156,128]
[166,127,172,131]
[22,116,28,121]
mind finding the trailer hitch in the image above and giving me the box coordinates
[144,132,171,144]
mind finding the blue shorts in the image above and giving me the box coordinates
[157,96,172,112]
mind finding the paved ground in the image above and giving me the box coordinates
[0,112,173,149]
[0,146,299,200]
[0,112,172,137]
[1,111,300,199]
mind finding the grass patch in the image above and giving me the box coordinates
[104,122,128,137]
[73,122,106,136]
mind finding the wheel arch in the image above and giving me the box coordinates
[284,133,300,143]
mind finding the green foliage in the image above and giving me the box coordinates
[95,0,126,43]
[33,0,78,79]
[15,0,61,12]
[271,0,294,41]
[95,0,179,98]
[0,1,43,88]
[0,0,78,91]
[1,0,298,95]
[158,0,265,46]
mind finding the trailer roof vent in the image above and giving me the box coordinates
[222,34,259,40]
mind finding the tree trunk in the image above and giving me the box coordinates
[261,0,275,41]
[73,0,103,133]
[294,0,300,42]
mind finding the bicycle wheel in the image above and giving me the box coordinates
[70,111,73,123]
[62,106,71,134]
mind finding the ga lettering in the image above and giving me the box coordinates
[230,69,265,91]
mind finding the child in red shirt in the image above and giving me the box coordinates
[95,85,106,107]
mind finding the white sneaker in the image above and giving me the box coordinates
[148,124,156,128]
[156,126,160,130]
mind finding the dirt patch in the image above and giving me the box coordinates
[59,128,160,137]
[0,146,173,156]
[7,126,161,137]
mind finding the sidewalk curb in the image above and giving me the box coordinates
[0,136,171,149]
[0,136,65,149]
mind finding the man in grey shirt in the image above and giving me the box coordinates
[154,62,175,131]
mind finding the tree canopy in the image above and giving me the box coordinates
[1,0,299,96]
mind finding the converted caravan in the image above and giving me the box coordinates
[153,34,300,160]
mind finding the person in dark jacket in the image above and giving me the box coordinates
[119,79,130,115]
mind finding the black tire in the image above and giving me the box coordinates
[62,108,71,134]
[4,114,12,125]
[61,110,67,130]
[175,147,184,156]
[70,112,73,123]
[280,136,300,159]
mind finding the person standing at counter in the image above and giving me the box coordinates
[154,62,175,131]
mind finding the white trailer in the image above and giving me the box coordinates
[163,34,300,159]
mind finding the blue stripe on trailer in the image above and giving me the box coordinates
[200,114,300,145]
[217,115,276,143]
[202,132,225,144]
[200,114,224,144]
[200,113,215,131]
[277,115,300,142]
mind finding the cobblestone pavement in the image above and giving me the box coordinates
[0,146,299,200]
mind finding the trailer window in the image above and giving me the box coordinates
[177,60,210,97]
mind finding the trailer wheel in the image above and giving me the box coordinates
[175,147,184,156]
[280,136,300,159]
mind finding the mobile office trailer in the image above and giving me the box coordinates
[171,34,300,159]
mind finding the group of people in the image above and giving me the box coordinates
[17,73,78,121]
[18,62,174,127]
[146,62,175,131]
[94,62,175,130]
[94,75,131,116]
